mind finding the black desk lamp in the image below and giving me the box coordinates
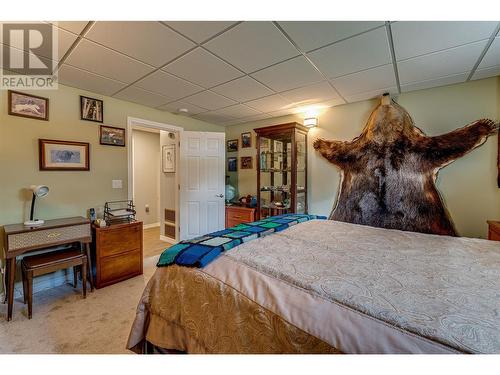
[24,185,49,226]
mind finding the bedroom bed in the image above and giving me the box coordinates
[127,219,500,354]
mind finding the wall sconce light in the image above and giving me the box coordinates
[304,117,318,128]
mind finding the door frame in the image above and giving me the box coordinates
[127,116,183,243]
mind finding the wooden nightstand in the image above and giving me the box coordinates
[92,221,143,288]
[225,206,256,228]
[487,221,500,241]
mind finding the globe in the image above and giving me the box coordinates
[225,184,236,203]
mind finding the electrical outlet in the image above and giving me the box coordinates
[145,204,150,213]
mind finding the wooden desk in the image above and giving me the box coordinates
[2,217,93,321]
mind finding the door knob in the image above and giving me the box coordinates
[216,194,224,198]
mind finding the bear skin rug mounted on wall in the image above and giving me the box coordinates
[313,94,499,236]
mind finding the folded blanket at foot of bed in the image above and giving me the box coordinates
[157,213,326,268]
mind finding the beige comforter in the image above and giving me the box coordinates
[127,220,500,354]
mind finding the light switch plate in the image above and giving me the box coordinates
[112,180,122,189]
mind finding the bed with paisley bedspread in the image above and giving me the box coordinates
[127,219,500,354]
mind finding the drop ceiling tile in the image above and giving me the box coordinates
[58,64,127,96]
[113,86,172,107]
[392,21,498,61]
[65,39,154,83]
[211,76,273,102]
[400,72,468,92]
[158,100,207,115]
[135,70,203,100]
[280,81,339,105]
[471,64,500,81]
[398,40,487,84]
[165,21,238,43]
[230,112,272,124]
[163,47,243,88]
[308,27,391,78]
[266,108,298,118]
[204,21,299,73]
[55,21,88,35]
[194,112,236,123]
[278,21,385,52]
[331,64,396,96]
[211,104,261,118]
[245,94,292,113]
[251,56,323,92]
[0,23,76,62]
[85,21,195,67]
[344,86,398,103]
[478,37,500,69]
[183,90,237,110]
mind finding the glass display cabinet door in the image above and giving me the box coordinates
[295,131,307,214]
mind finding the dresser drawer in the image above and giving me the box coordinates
[97,224,141,258]
[8,224,90,251]
[226,208,254,222]
[98,249,142,287]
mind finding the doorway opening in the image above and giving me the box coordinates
[127,117,182,255]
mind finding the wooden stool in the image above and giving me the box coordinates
[21,248,87,319]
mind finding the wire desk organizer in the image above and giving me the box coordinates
[104,200,136,225]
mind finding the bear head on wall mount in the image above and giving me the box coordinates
[313,93,499,236]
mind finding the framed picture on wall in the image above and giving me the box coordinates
[241,132,252,148]
[227,157,237,172]
[80,95,103,123]
[100,125,125,147]
[162,145,175,173]
[241,156,253,169]
[8,90,49,121]
[227,139,238,152]
[39,139,90,171]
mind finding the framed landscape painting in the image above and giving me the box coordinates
[100,125,125,147]
[80,95,103,123]
[8,90,49,121]
[39,139,90,171]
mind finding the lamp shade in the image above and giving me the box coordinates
[31,185,49,197]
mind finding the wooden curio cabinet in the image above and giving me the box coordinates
[254,122,309,220]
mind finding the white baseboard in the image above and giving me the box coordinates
[160,235,176,244]
[143,222,160,229]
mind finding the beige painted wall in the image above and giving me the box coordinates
[226,77,500,239]
[132,129,160,226]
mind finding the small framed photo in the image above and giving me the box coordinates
[227,139,238,152]
[259,137,270,150]
[241,132,252,148]
[227,157,237,172]
[100,125,125,147]
[162,145,176,173]
[241,156,253,169]
[39,139,90,171]
[80,96,103,123]
[8,90,49,121]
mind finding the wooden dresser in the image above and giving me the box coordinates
[92,221,143,289]
[487,220,500,241]
[225,205,256,228]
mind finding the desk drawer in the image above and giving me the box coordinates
[97,224,141,258]
[8,224,90,251]
[98,249,142,287]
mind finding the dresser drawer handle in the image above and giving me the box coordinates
[232,215,243,219]
[47,232,61,239]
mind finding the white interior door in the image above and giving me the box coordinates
[180,131,225,240]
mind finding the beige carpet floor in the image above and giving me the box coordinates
[0,228,167,354]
